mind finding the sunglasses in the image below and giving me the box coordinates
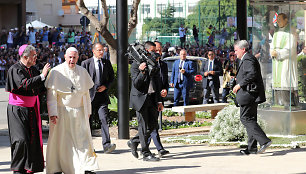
[208,54,214,56]
[230,55,235,57]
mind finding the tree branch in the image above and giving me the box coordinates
[76,0,116,49]
[127,0,141,37]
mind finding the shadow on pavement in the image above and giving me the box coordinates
[0,135,9,147]
[95,165,201,174]
[270,147,306,156]
[160,148,241,161]
[0,161,10,173]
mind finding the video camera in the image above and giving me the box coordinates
[126,43,160,76]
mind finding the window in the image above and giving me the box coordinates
[109,6,116,14]
[157,4,166,14]
[142,4,150,14]
[173,3,183,13]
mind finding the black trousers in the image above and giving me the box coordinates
[131,95,158,155]
[240,103,270,150]
[203,80,219,104]
[147,110,164,151]
[91,100,111,150]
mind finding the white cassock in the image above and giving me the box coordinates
[45,62,98,174]
[270,25,298,90]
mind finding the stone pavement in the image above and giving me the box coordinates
[1,136,306,174]
[1,87,306,173]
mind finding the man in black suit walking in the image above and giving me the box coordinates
[146,41,170,157]
[81,42,116,153]
[201,50,222,104]
[128,41,163,161]
[233,40,271,155]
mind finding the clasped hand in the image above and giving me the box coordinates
[97,85,106,92]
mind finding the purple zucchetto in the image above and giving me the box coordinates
[19,44,28,56]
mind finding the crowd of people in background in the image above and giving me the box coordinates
[0,26,101,85]
[0,24,250,106]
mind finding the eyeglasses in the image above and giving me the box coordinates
[230,55,235,57]
[30,54,37,58]
[208,54,214,56]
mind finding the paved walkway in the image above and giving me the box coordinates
[1,87,306,173]
[1,136,306,174]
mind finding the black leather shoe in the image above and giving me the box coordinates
[158,149,170,157]
[143,154,160,161]
[104,144,116,154]
[239,148,257,155]
[257,141,272,154]
[127,140,139,158]
[85,171,96,174]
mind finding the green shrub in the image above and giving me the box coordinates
[163,110,178,117]
[209,104,266,142]
[108,64,132,98]
[196,111,211,119]
[162,120,212,130]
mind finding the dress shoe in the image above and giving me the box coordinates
[239,148,257,155]
[85,171,96,174]
[158,149,170,157]
[143,154,160,161]
[127,140,139,158]
[104,144,116,154]
[257,141,272,154]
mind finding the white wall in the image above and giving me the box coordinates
[27,0,63,27]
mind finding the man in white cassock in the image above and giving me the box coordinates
[45,47,98,174]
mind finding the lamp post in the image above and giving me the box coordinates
[97,0,102,41]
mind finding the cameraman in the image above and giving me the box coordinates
[233,40,271,155]
[221,52,240,103]
[128,41,163,161]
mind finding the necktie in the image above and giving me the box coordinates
[98,59,103,85]
[209,61,212,71]
[158,61,163,82]
[178,61,183,83]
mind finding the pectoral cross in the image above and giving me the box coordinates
[71,85,75,92]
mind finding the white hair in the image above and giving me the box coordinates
[234,40,249,51]
[168,47,176,53]
[65,47,78,55]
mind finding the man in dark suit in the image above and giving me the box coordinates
[102,46,110,60]
[170,49,196,106]
[201,50,222,104]
[81,42,116,153]
[128,41,163,161]
[145,41,170,157]
[233,40,272,155]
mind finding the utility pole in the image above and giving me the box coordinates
[116,0,130,139]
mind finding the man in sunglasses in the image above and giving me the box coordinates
[201,50,223,104]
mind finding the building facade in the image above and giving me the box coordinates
[0,0,26,30]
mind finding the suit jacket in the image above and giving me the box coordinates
[129,61,162,112]
[170,59,195,88]
[235,53,266,106]
[81,57,114,104]
[103,51,110,60]
[159,60,169,91]
[200,59,222,89]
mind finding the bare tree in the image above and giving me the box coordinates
[76,0,140,64]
